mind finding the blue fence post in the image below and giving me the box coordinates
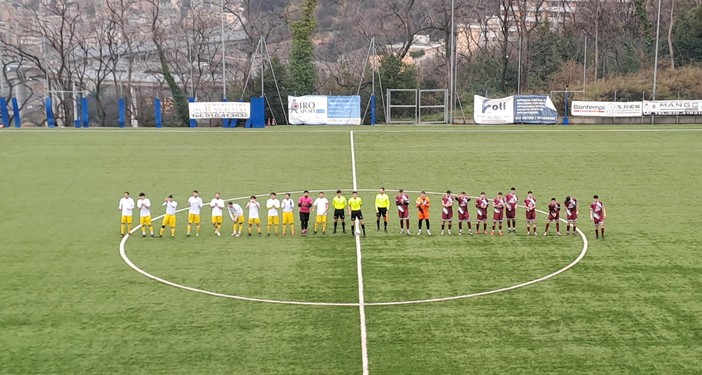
[154,98,162,128]
[0,98,9,127]
[563,91,570,126]
[81,97,89,128]
[250,97,265,128]
[44,97,54,128]
[188,97,197,128]
[370,95,376,125]
[118,98,126,128]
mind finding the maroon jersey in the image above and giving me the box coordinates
[548,202,561,222]
[591,200,605,224]
[524,197,537,221]
[493,197,506,221]
[506,193,518,218]
[395,193,410,219]
[565,198,578,221]
[475,197,489,221]
[441,195,454,220]
[457,195,471,221]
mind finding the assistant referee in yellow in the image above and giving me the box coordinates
[332,189,347,234]
[375,187,391,232]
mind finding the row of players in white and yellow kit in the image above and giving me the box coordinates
[118,191,297,238]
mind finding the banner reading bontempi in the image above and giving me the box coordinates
[571,101,643,117]
[474,95,557,124]
[188,102,251,119]
[288,95,361,125]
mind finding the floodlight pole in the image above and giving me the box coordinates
[221,0,227,100]
[0,43,5,96]
[583,32,587,91]
[188,34,194,98]
[448,0,455,124]
[652,0,662,100]
[260,37,264,98]
[517,33,522,95]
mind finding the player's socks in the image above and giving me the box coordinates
[170,228,175,237]
[187,224,191,235]
[384,221,388,232]
[342,222,346,233]
[601,228,605,238]
[595,229,599,238]
[334,222,338,233]
[121,224,126,236]
[361,225,366,236]
[351,225,355,235]
[491,230,495,236]
[376,219,380,231]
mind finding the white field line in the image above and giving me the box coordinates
[350,131,370,375]
[120,190,589,307]
[120,189,588,308]
[10,127,702,134]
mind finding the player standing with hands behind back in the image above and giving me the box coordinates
[506,187,518,233]
[590,195,606,239]
[375,187,390,232]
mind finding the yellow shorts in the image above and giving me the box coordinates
[282,212,294,225]
[140,216,152,226]
[235,216,245,224]
[212,216,223,224]
[121,215,132,224]
[162,214,176,227]
[268,216,280,225]
[316,214,327,224]
[248,217,261,225]
[188,213,201,224]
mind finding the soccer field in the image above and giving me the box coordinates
[1,125,701,374]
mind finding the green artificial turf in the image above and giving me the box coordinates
[0,125,700,374]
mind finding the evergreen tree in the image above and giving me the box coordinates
[289,0,318,95]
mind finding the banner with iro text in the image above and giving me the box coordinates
[288,95,361,125]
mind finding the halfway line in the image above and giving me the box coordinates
[350,131,369,375]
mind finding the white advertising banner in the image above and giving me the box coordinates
[288,95,361,125]
[473,95,514,124]
[643,100,702,116]
[188,102,251,119]
[571,101,643,117]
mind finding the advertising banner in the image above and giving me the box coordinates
[571,101,643,117]
[473,95,514,124]
[643,100,702,116]
[188,101,251,119]
[514,95,558,124]
[288,95,361,125]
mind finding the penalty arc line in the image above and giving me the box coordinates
[350,130,370,375]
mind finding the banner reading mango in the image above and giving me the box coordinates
[288,95,361,125]
[571,101,643,117]
[643,100,702,116]
[188,102,251,119]
[473,95,514,124]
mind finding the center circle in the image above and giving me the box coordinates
[119,188,589,307]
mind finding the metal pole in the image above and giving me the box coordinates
[0,43,5,96]
[188,34,194,98]
[371,37,376,95]
[652,0,662,100]
[221,0,226,99]
[583,34,587,91]
[517,34,522,95]
[449,0,455,123]
[260,37,264,98]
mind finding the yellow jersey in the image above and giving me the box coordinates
[332,196,347,210]
[348,197,363,211]
[375,193,390,210]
